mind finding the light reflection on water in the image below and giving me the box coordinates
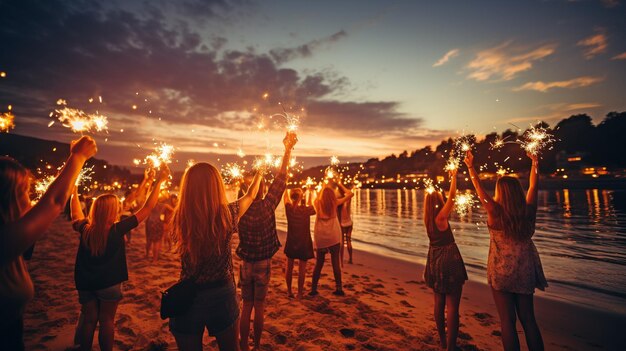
[271,188,626,314]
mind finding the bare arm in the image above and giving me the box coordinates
[464,151,497,214]
[134,165,170,223]
[436,169,458,224]
[335,181,354,206]
[70,187,85,221]
[237,170,263,219]
[0,137,97,263]
[526,152,539,206]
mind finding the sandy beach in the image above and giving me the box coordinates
[23,217,626,351]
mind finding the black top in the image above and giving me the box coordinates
[72,216,138,291]
[427,221,455,248]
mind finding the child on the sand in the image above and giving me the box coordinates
[0,136,97,351]
[70,165,169,351]
[169,162,262,351]
[310,181,353,297]
[465,150,546,351]
[283,188,316,298]
[423,168,467,351]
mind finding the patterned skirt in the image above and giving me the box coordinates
[423,242,468,294]
[145,217,164,242]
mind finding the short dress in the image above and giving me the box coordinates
[145,202,165,242]
[487,205,548,294]
[313,216,342,250]
[423,222,468,294]
[284,203,316,260]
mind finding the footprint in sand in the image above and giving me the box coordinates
[399,300,415,308]
[458,330,473,340]
[339,328,355,338]
[472,311,495,326]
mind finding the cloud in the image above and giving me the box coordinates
[0,0,425,166]
[507,102,603,124]
[432,49,460,67]
[466,42,556,81]
[612,52,626,60]
[577,30,608,59]
[513,76,604,92]
[269,30,348,64]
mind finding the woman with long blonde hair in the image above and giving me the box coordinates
[465,150,546,351]
[168,163,262,351]
[70,165,170,351]
[310,181,353,297]
[0,136,97,350]
[422,168,467,351]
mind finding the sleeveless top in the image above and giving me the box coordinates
[314,216,342,249]
[427,221,455,247]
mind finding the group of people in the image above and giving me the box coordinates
[0,131,547,351]
[423,151,547,351]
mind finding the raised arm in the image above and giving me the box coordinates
[335,181,354,206]
[134,165,170,223]
[237,169,263,219]
[265,132,298,209]
[436,169,458,223]
[464,151,497,214]
[526,152,539,206]
[70,187,85,221]
[0,136,97,263]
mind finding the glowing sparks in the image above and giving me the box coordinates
[51,99,109,133]
[186,159,195,168]
[0,110,15,133]
[454,193,477,217]
[520,124,555,156]
[222,163,244,183]
[145,143,174,168]
[75,165,95,188]
[0,71,6,78]
[444,158,459,172]
[262,92,269,100]
[133,159,141,166]
[34,175,56,200]
[236,148,246,158]
[330,156,340,166]
[423,178,437,194]
[490,135,511,150]
[496,168,507,177]
[305,177,315,187]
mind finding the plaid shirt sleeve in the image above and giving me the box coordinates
[264,171,287,210]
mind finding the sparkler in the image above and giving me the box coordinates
[0,108,15,133]
[423,178,437,194]
[145,143,174,168]
[51,99,109,133]
[34,175,56,200]
[325,168,335,179]
[444,157,459,172]
[75,165,95,188]
[519,124,555,156]
[454,193,477,218]
[221,163,245,184]
[330,156,340,166]
[237,147,246,158]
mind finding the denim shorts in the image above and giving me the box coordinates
[169,281,240,336]
[240,259,271,302]
[77,284,123,304]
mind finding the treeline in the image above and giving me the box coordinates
[298,111,626,181]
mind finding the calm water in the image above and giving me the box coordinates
[274,188,626,314]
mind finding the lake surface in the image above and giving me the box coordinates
[274,188,626,314]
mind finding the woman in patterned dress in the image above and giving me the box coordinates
[423,167,467,351]
[465,150,547,351]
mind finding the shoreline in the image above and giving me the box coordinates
[22,218,626,350]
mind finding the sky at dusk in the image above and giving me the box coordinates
[1,0,625,169]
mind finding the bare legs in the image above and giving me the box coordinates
[174,322,240,351]
[491,288,544,351]
[285,258,294,297]
[311,245,343,295]
[341,226,353,264]
[145,239,162,262]
[432,287,462,351]
[286,259,308,298]
[239,301,264,351]
[75,300,119,351]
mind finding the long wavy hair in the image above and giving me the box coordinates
[172,163,233,267]
[0,157,32,225]
[317,186,338,219]
[494,176,533,240]
[423,191,445,235]
[82,194,119,256]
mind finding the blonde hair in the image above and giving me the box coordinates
[83,194,119,256]
[0,157,32,225]
[494,176,532,241]
[172,163,233,267]
[318,187,338,218]
[423,191,445,234]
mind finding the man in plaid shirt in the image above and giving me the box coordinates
[238,132,297,351]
